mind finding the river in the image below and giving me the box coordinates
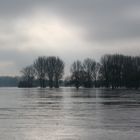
[0,87,140,140]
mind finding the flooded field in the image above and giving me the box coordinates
[0,87,140,140]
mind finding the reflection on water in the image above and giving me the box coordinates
[0,88,140,140]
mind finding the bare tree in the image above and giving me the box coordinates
[71,60,83,89]
[99,54,140,89]
[45,56,56,88]
[54,57,64,88]
[83,58,96,88]
[93,62,101,87]
[20,65,35,87]
[100,55,111,88]
[34,56,47,88]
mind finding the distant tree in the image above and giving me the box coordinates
[93,63,101,87]
[82,58,96,88]
[71,60,83,89]
[45,56,56,88]
[20,65,35,87]
[133,57,140,89]
[34,56,47,88]
[125,56,140,89]
[54,57,64,88]
[99,55,111,88]
[99,54,140,89]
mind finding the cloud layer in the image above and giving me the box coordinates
[0,0,140,75]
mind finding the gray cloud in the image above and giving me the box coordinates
[0,0,139,75]
[0,0,140,40]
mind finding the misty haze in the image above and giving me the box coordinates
[0,0,140,140]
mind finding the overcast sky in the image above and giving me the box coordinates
[0,0,140,76]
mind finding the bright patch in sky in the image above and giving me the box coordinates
[0,0,139,76]
[15,12,84,53]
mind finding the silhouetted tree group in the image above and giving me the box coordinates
[19,65,35,88]
[19,56,64,88]
[70,58,100,89]
[70,54,140,89]
[19,54,140,89]
[100,54,140,89]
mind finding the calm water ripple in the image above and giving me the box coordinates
[0,87,140,140]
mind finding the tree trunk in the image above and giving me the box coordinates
[49,78,53,88]
[55,77,59,88]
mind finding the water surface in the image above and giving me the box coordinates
[0,87,140,140]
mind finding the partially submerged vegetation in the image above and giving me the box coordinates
[19,56,64,88]
[19,54,140,89]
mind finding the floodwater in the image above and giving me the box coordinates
[0,88,140,140]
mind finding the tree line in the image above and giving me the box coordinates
[18,54,140,89]
[100,54,140,89]
[19,56,64,88]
